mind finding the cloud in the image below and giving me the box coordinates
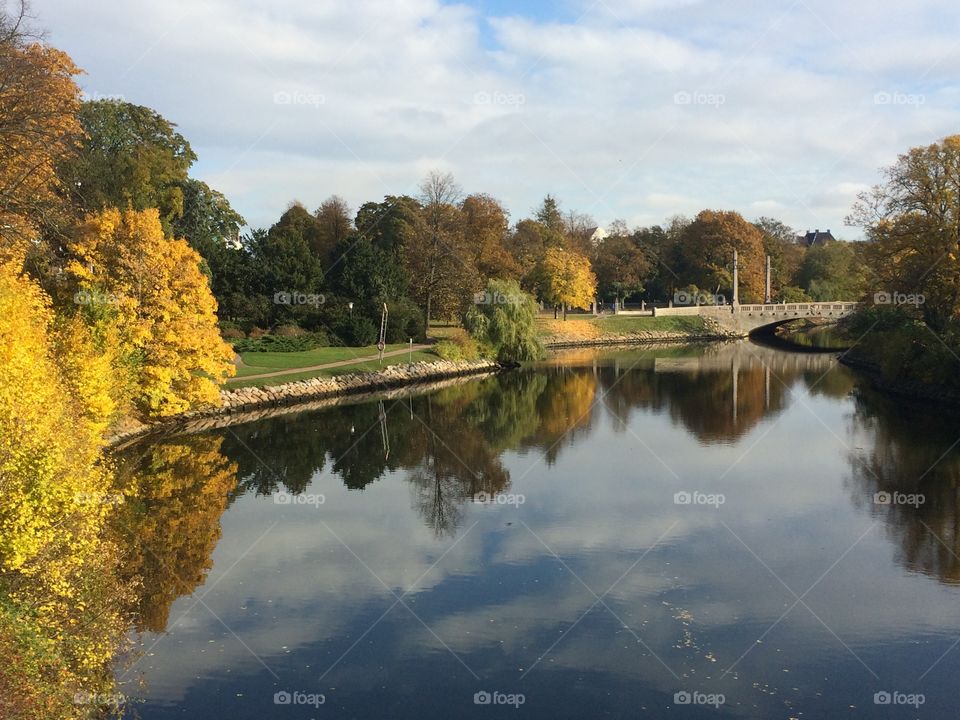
[33,0,960,235]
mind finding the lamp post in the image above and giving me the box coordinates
[348,302,353,315]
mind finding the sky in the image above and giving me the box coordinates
[32,0,960,238]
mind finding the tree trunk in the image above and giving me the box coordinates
[563,303,568,320]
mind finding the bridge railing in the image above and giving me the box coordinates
[653,302,858,318]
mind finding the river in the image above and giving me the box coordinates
[113,341,960,718]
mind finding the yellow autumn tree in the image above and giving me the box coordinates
[67,207,235,417]
[538,246,597,319]
[0,261,130,719]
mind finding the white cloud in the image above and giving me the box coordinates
[33,0,960,236]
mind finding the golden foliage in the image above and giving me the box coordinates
[0,261,130,716]
[0,37,83,263]
[114,435,238,632]
[67,207,235,417]
[539,247,597,312]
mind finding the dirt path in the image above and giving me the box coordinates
[229,344,432,382]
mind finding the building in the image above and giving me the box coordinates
[586,226,608,245]
[797,228,835,246]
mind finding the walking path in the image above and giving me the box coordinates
[229,344,432,382]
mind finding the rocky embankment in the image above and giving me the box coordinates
[543,320,743,348]
[107,358,502,448]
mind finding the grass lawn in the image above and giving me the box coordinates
[234,343,410,378]
[537,315,707,339]
[229,350,441,388]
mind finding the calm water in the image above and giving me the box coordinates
[113,341,960,719]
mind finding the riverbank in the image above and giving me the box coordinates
[108,323,743,448]
[107,358,503,447]
[541,317,747,349]
[839,347,960,406]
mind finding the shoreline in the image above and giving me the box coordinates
[107,359,504,448]
[107,329,740,449]
[838,350,960,407]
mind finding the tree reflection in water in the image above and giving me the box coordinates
[847,387,960,584]
[113,342,864,627]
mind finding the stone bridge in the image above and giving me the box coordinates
[649,301,859,335]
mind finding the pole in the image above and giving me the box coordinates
[378,303,388,364]
[765,255,771,304]
[732,248,739,308]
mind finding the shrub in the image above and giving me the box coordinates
[333,315,378,346]
[233,331,330,353]
[434,331,480,361]
[386,297,426,343]
[219,323,245,340]
[273,323,307,337]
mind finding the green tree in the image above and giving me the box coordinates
[172,178,245,257]
[59,100,197,231]
[796,240,867,301]
[463,278,545,362]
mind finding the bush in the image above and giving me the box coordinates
[386,297,426,343]
[434,332,480,361]
[218,321,246,340]
[273,323,307,337]
[233,331,330,353]
[333,315,378,346]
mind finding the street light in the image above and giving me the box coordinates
[348,302,353,315]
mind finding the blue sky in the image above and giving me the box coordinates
[32,0,960,238]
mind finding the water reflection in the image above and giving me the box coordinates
[848,387,960,584]
[113,435,238,632]
[112,342,960,719]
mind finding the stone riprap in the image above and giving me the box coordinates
[107,359,501,448]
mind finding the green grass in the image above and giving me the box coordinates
[589,315,707,333]
[536,314,707,339]
[235,343,410,377]
[229,350,440,388]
